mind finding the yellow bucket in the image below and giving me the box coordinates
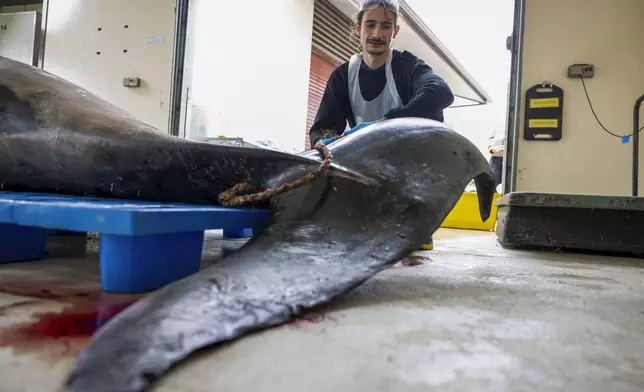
[440,192,501,231]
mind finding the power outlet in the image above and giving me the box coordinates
[568,64,594,78]
[122,77,141,88]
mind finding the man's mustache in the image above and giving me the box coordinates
[367,38,386,44]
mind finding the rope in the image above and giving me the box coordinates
[218,140,335,208]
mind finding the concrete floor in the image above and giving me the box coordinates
[1,228,643,392]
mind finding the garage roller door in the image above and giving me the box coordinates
[305,0,359,149]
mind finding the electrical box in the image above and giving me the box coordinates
[122,77,141,88]
[568,64,594,78]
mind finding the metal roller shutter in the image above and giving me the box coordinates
[305,0,360,149]
[305,53,336,150]
[311,0,360,65]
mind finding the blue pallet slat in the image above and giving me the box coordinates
[2,193,270,236]
[0,191,271,293]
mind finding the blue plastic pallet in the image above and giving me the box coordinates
[0,191,271,294]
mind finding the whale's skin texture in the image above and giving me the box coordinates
[0,55,364,207]
[62,116,496,391]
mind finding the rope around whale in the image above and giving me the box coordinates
[217,138,336,208]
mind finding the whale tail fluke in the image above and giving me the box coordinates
[474,171,497,222]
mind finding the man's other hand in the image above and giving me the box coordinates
[341,119,382,137]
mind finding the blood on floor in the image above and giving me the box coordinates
[399,255,426,267]
[0,283,143,363]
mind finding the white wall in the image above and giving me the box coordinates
[183,0,315,153]
[42,0,176,132]
[516,0,644,196]
[406,0,515,159]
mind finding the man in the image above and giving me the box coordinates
[309,0,454,146]
[308,0,454,250]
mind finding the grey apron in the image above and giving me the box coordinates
[348,51,403,124]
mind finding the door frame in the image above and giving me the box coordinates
[167,0,190,137]
[503,0,526,194]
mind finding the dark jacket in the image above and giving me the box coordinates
[308,49,455,147]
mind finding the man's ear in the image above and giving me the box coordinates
[393,25,400,39]
[354,23,361,38]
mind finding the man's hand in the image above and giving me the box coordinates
[318,119,385,146]
[319,136,338,146]
[341,119,382,137]
[490,145,504,157]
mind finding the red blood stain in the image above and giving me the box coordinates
[0,283,144,363]
[399,255,425,267]
[20,302,132,339]
[285,311,336,329]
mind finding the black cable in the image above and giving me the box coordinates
[578,75,644,138]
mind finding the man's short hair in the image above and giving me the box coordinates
[356,0,400,26]
[358,0,400,14]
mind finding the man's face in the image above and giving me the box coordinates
[356,6,400,56]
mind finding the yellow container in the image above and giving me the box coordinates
[440,192,502,231]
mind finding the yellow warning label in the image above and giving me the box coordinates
[528,119,558,128]
[530,97,559,108]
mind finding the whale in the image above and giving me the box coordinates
[63,118,496,391]
[0,55,496,391]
